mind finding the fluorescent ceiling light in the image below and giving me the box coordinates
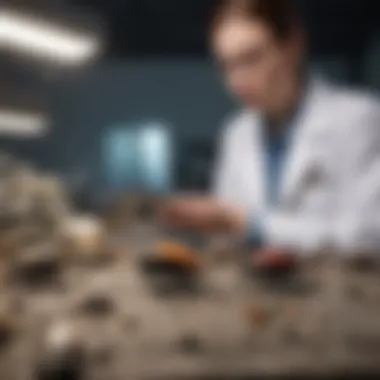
[0,109,48,137]
[0,9,101,65]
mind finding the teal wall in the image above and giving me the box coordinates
[1,52,379,196]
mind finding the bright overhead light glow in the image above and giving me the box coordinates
[0,9,100,65]
[0,109,49,137]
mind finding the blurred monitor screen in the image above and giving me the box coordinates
[102,121,173,195]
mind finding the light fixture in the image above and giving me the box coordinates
[0,8,102,66]
[0,108,49,137]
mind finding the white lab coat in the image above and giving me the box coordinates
[213,77,380,255]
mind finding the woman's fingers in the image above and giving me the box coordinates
[252,247,297,269]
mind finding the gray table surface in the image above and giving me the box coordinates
[1,224,380,380]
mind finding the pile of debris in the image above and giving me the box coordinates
[0,153,70,256]
[0,153,113,288]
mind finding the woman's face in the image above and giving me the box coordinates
[212,17,302,111]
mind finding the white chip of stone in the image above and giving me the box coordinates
[47,321,75,349]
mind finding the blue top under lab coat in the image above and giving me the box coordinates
[247,108,301,247]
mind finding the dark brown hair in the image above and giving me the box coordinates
[210,0,302,42]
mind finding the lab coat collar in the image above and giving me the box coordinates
[241,75,331,212]
[280,75,332,205]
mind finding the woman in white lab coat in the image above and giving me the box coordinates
[161,0,380,260]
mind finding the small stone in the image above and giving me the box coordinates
[345,334,380,353]
[15,258,61,288]
[282,325,303,345]
[245,304,271,329]
[36,345,85,380]
[348,257,377,272]
[0,295,20,348]
[62,216,112,266]
[0,317,14,348]
[46,321,79,351]
[37,320,86,379]
[79,295,114,317]
[178,333,202,354]
[13,244,62,288]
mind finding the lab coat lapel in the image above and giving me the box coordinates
[240,112,268,213]
[251,114,268,210]
[280,78,331,207]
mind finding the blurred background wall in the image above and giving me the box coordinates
[0,0,379,205]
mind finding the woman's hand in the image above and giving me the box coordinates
[251,247,297,269]
[159,195,246,234]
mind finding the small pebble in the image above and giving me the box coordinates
[282,325,303,345]
[36,346,85,380]
[178,333,202,354]
[14,256,61,288]
[79,295,114,317]
[39,321,85,380]
[245,304,271,329]
[0,319,14,348]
